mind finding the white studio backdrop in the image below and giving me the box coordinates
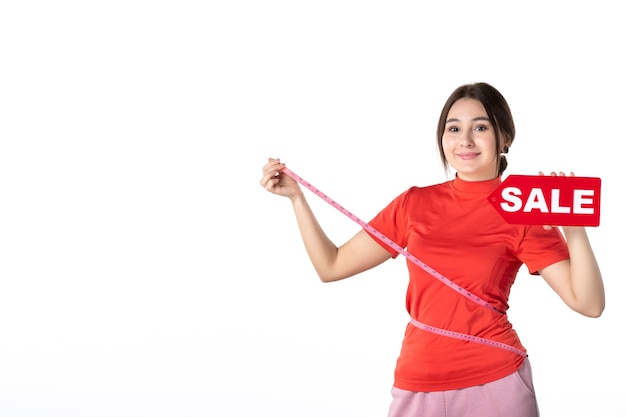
[0,1,623,416]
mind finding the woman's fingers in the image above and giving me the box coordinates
[260,157,289,193]
[538,171,576,177]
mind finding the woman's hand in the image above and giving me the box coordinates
[260,158,302,199]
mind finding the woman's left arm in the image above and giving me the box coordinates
[540,226,605,317]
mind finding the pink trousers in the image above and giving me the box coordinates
[387,359,540,417]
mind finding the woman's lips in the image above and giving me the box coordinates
[457,152,479,160]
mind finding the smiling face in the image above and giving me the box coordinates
[442,98,501,182]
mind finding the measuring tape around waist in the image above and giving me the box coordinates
[280,166,527,357]
[409,317,527,357]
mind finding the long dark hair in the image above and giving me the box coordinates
[436,82,515,176]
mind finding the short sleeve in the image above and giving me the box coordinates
[365,187,418,258]
[519,225,570,275]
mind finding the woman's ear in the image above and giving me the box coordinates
[500,136,512,154]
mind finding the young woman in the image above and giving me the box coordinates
[259,82,605,417]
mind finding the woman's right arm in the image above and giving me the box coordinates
[260,158,392,282]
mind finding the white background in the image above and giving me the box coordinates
[1,1,623,416]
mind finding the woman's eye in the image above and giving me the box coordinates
[449,127,459,132]
[475,125,488,132]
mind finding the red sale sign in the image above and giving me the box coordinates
[487,175,601,226]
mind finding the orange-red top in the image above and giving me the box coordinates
[367,175,569,392]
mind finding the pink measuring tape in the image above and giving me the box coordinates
[281,166,527,357]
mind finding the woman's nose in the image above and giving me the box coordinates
[460,131,475,147]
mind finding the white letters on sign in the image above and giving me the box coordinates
[500,187,595,214]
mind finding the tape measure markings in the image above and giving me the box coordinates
[409,317,527,357]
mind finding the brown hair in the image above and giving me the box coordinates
[436,82,515,176]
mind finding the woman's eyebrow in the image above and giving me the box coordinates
[445,116,491,124]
